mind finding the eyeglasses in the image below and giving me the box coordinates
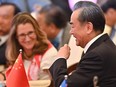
[17,31,36,40]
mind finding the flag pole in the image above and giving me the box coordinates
[64,75,68,81]
[19,49,22,53]
[60,75,68,87]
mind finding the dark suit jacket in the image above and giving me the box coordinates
[49,34,116,87]
[0,42,7,65]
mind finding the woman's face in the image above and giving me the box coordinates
[16,23,37,52]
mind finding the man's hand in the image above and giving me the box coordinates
[56,44,71,60]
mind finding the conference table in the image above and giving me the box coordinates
[0,80,51,87]
[29,80,51,87]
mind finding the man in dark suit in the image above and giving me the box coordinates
[0,3,21,68]
[49,1,116,87]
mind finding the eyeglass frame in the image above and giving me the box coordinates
[17,31,36,40]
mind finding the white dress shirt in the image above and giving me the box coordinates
[0,35,9,46]
[84,33,104,54]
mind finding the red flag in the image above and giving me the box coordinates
[6,52,30,87]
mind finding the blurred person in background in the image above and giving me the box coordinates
[101,0,116,44]
[37,4,71,50]
[0,2,21,69]
[51,0,72,21]
[5,12,57,81]
[1,0,51,12]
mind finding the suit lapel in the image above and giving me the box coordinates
[80,34,109,62]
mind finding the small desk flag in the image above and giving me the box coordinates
[60,75,68,87]
[6,49,30,87]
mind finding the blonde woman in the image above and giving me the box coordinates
[5,12,57,80]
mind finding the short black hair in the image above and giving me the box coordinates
[73,1,105,33]
[39,4,67,29]
[101,0,116,13]
[0,2,21,15]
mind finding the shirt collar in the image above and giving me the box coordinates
[0,35,9,46]
[105,24,112,29]
[84,33,104,53]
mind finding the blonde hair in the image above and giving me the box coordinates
[6,12,49,65]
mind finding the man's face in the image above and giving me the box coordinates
[105,8,116,27]
[37,13,56,40]
[110,9,116,26]
[70,10,88,48]
[0,5,14,36]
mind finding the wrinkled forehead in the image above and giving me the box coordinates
[0,5,14,17]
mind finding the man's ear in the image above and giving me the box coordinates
[49,23,56,33]
[86,22,93,34]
